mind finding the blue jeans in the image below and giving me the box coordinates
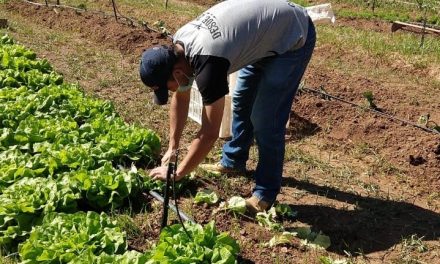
[220,20,316,204]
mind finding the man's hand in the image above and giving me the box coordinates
[149,166,184,181]
[161,148,176,166]
[149,166,168,181]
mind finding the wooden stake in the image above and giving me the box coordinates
[111,0,118,21]
[420,7,427,47]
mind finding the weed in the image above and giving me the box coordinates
[362,91,378,110]
[99,79,111,88]
[319,255,352,264]
[351,142,377,159]
[76,3,87,10]
[394,234,429,263]
[113,214,142,239]
[0,255,18,264]
[426,192,439,210]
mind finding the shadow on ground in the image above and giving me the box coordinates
[282,178,440,255]
[285,112,321,141]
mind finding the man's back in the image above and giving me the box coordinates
[173,0,310,73]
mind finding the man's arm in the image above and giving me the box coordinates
[175,96,225,179]
[161,88,191,165]
[169,88,191,150]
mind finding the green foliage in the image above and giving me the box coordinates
[225,196,246,214]
[267,227,331,250]
[319,256,351,264]
[194,189,219,205]
[71,250,148,264]
[275,204,297,218]
[0,177,79,249]
[18,211,127,263]
[0,34,168,260]
[334,0,439,26]
[362,91,378,109]
[336,9,411,23]
[256,208,283,231]
[66,163,144,210]
[267,232,297,247]
[293,227,331,250]
[0,35,14,45]
[147,221,240,264]
[0,33,241,264]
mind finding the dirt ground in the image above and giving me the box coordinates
[3,1,439,263]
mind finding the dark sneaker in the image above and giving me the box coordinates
[245,196,271,215]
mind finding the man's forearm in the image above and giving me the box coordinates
[168,90,190,150]
[176,132,218,178]
[175,96,225,179]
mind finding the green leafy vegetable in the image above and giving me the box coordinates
[194,189,219,205]
[226,196,246,214]
[18,211,127,263]
[0,177,79,248]
[256,207,283,231]
[267,231,297,247]
[66,163,143,210]
[147,221,240,264]
[70,249,148,264]
[292,227,331,250]
[275,204,297,218]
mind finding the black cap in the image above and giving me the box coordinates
[139,45,176,105]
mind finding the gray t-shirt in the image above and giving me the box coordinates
[173,0,310,104]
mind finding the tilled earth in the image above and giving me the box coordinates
[3,1,440,263]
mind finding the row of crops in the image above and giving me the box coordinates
[0,35,239,263]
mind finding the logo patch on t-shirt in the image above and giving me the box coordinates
[193,12,222,40]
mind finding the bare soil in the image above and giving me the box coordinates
[3,1,439,263]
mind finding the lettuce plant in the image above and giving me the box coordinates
[18,211,127,263]
[66,162,143,210]
[194,189,219,205]
[147,221,240,264]
[0,177,79,248]
[70,249,148,264]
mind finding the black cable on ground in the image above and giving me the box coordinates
[301,86,440,135]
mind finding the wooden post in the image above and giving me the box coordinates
[111,0,118,21]
[420,6,427,47]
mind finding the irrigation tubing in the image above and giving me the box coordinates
[300,86,440,135]
[168,150,192,238]
[20,0,172,40]
[22,0,86,12]
[147,191,196,224]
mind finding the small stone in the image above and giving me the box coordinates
[434,144,440,155]
[408,155,426,166]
